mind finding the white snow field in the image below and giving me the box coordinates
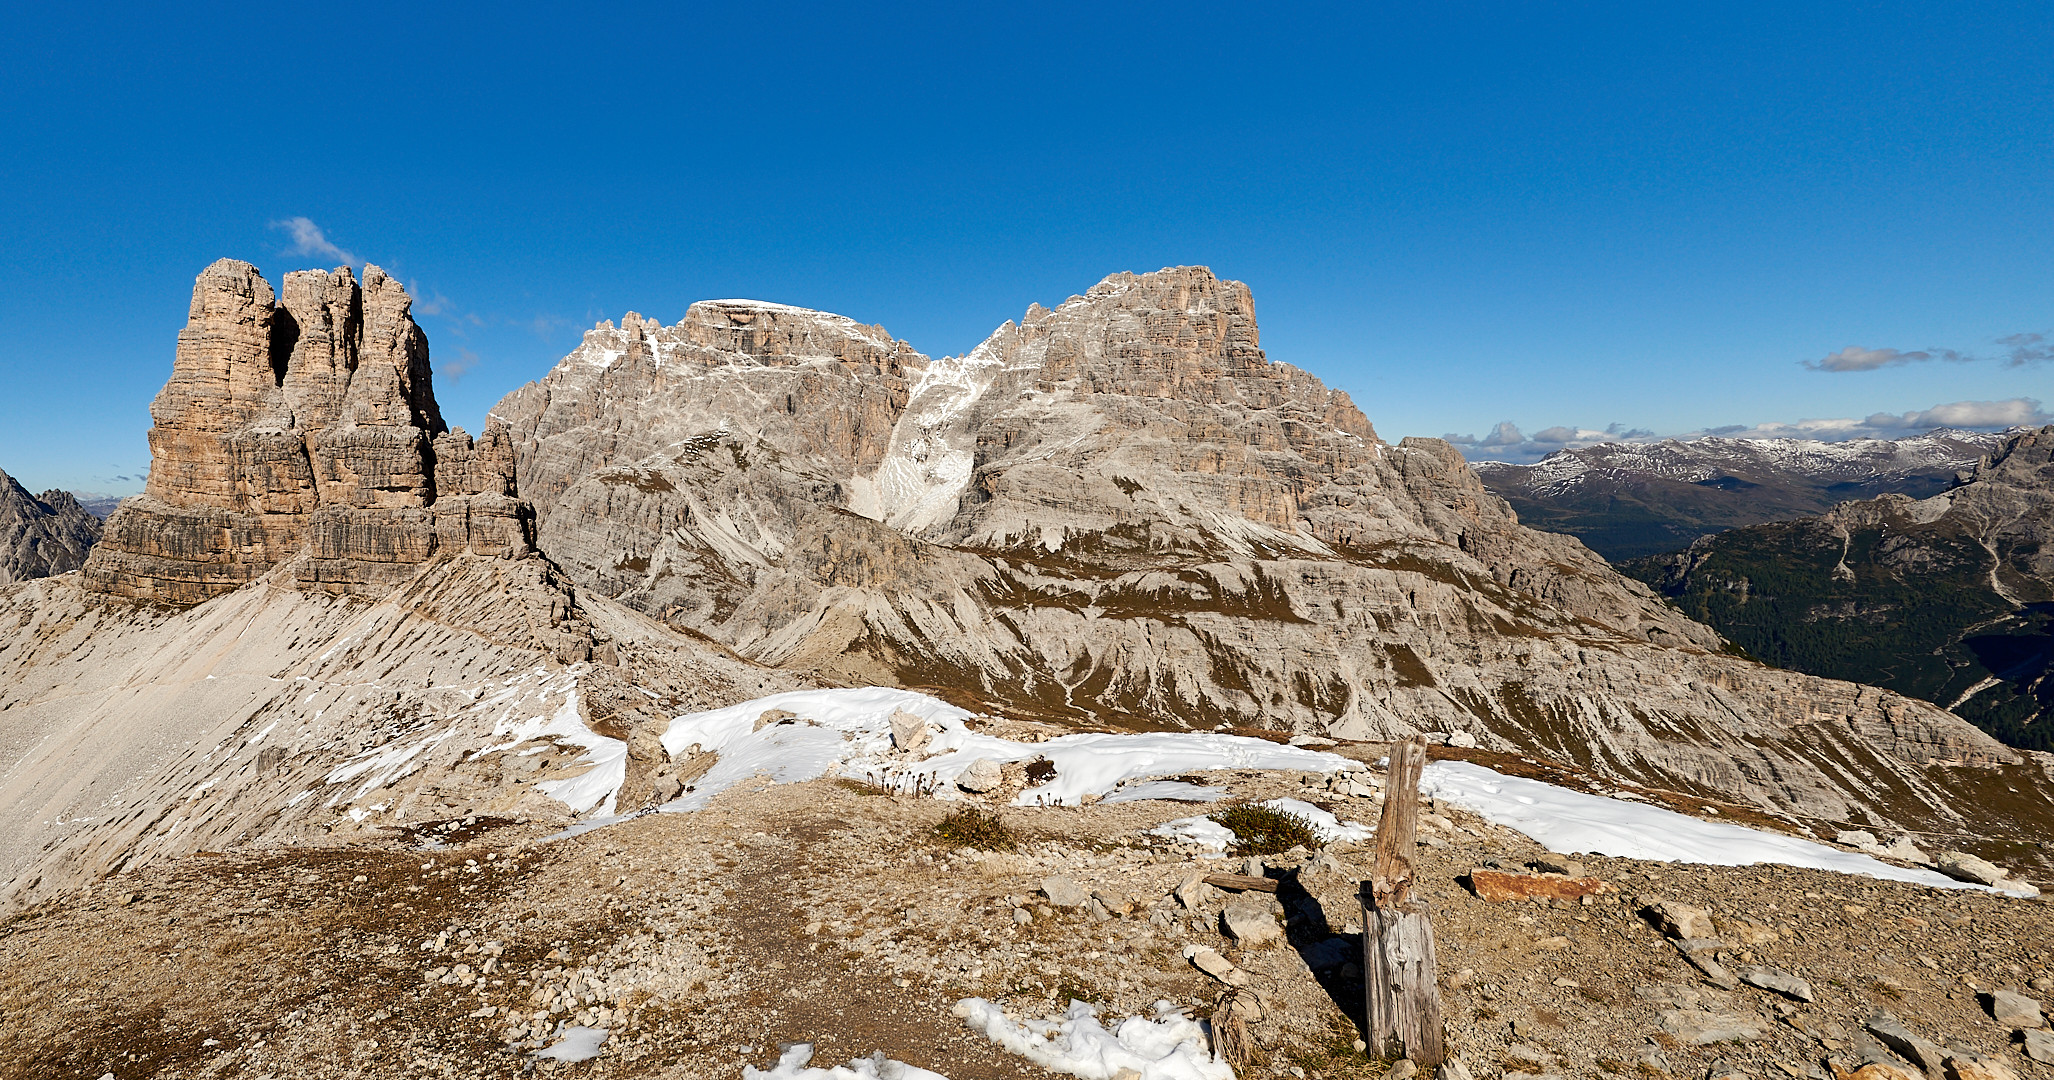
[656,687,1356,812]
[1419,759,2022,894]
[952,998,1233,1080]
[744,1043,952,1080]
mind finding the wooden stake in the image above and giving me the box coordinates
[1361,735,1445,1066]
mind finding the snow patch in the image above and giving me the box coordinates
[1420,760,2013,893]
[952,998,1231,1080]
[654,688,1354,815]
[745,1043,951,1080]
[534,1026,608,1062]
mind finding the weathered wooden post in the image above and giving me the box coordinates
[1361,735,1445,1066]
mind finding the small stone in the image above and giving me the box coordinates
[1183,945,1251,987]
[2020,1028,2054,1064]
[1742,966,1816,1002]
[1985,989,2044,1029]
[650,776,683,803]
[889,710,932,753]
[1041,876,1090,908]
[956,758,1003,793]
[1533,857,1585,877]
[1112,1070,1143,1080]
[1705,1060,1749,1080]
[1660,1010,1766,1045]
[1553,978,1580,988]
[1221,904,1281,947]
[1645,900,1717,940]
[1012,908,1033,925]
[1175,874,1210,910]
[1385,1061,1419,1079]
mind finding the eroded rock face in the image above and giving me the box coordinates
[491,265,2054,839]
[82,259,531,604]
[0,468,101,583]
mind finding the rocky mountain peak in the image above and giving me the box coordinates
[81,259,533,605]
[0,466,102,584]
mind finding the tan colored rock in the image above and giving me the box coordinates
[1944,1054,2021,1080]
[1465,869,1611,903]
[82,260,527,605]
[1644,900,1717,941]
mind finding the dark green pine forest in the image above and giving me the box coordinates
[1623,520,2054,753]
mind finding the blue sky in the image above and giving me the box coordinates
[3,1,2052,491]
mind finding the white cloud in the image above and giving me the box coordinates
[1804,332,2054,372]
[269,216,358,266]
[1806,346,1930,372]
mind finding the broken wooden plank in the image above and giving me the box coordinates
[1202,873,1279,893]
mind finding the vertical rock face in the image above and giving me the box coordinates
[0,468,102,584]
[83,259,531,605]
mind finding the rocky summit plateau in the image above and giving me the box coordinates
[0,261,2049,1080]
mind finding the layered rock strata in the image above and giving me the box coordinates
[494,267,2054,839]
[82,259,532,604]
[0,466,101,583]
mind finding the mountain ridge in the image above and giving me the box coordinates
[1475,429,2012,561]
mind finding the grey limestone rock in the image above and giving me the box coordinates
[1986,989,2044,1030]
[484,265,2054,840]
[0,468,101,584]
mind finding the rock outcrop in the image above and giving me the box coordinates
[492,267,2054,842]
[81,259,532,604]
[0,466,101,583]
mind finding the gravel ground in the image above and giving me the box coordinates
[1,755,2049,1080]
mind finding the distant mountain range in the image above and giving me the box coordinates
[1474,429,2014,561]
[1624,425,2054,752]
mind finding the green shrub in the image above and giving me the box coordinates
[1209,803,1319,856]
[933,806,1018,851]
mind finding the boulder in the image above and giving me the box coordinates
[1985,989,2044,1029]
[1039,876,1090,908]
[2021,1028,2054,1064]
[1221,904,1282,947]
[889,710,931,753]
[1936,851,2011,887]
[956,758,1003,793]
[1644,900,1717,940]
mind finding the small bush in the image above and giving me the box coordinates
[1209,803,1319,856]
[933,806,1018,851]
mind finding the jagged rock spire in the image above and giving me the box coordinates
[83,259,531,604]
